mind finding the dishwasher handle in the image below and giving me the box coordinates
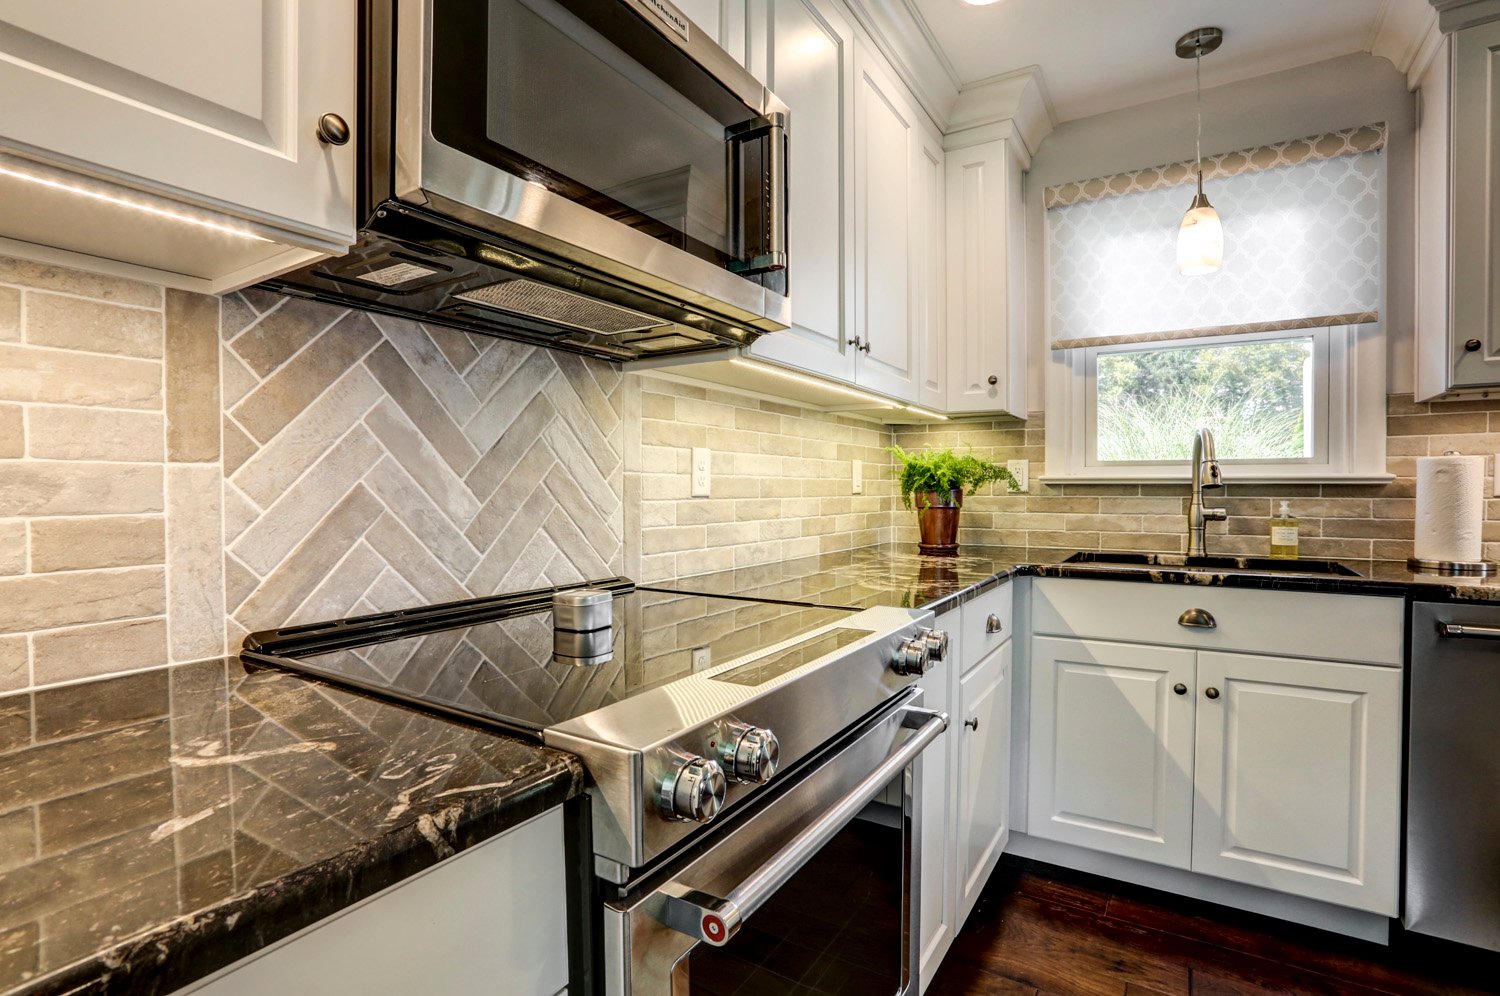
[647,705,947,947]
[1436,621,1500,640]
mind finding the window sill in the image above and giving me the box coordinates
[1037,473,1397,486]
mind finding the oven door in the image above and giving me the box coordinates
[603,688,945,996]
[392,0,790,332]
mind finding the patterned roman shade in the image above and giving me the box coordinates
[1046,123,1384,350]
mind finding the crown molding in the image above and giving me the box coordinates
[1368,0,1443,87]
[1431,0,1500,31]
[942,66,1055,163]
[841,0,961,128]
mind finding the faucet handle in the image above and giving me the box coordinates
[1203,507,1227,521]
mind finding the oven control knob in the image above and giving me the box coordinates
[716,721,780,784]
[892,637,932,677]
[656,754,727,823]
[920,627,950,664]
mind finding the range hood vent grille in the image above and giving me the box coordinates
[454,279,672,336]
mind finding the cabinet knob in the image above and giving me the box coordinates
[1465,338,1483,353]
[1178,608,1216,629]
[963,717,979,731]
[317,112,351,146]
[985,613,1003,634]
[1173,683,1187,696]
[987,375,998,386]
[1204,686,1221,700]
[861,340,871,353]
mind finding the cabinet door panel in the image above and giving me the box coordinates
[0,0,355,241]
[915,651,955,992]
[958,641,1011,923]
[915,128,946,410]
[1451,21,1500,389]
[1028,637,1195,868]
[1192,652,1401,914]
[944,140,1025,414]
[852,46,918,401]
[746,0,855,379]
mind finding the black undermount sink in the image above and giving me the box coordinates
[1062,551,1361,577]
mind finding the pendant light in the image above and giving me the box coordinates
[1176,26,1224,275]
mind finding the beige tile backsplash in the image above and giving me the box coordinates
[0,252,1496,693]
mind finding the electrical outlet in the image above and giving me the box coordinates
[852,459,863,494]
[1494,453,1500,497]
[692,646,711,671]
[1007,459,1029,492]
[691,447,711,497]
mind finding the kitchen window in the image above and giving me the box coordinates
[1043,125,1391,483]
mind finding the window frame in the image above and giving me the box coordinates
[1044,324,1391,484]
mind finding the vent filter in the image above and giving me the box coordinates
[454,279,671,336]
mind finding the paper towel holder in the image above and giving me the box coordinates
[1410,450,1495,576]
[1408,557,1495,576]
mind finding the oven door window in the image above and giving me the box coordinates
[429,0,782,282]
[682,801,908,995]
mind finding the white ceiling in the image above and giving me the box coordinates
[909,0,1406,123]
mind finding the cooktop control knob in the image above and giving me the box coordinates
[920,627,950,664]
[892,636,932,676]
[716,721,780,784]
[656,754,727,823]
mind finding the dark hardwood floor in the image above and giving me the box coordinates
[928,857,1500,996]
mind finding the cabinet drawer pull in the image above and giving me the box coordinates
[1205,686,1221,700]
[1173,683,1187,696]
[963,717,979,731]
[985,613,1003,634]
[1178,608,1216,629]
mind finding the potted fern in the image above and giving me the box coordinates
[889,445,1018,556]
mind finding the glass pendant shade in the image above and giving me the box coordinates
[1177,192,1223,275]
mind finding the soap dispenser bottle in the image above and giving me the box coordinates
[1270,501,1299,559]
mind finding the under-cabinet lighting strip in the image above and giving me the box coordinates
[728,358,950,420]
[0,161,272,242]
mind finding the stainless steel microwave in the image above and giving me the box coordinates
[266,0,790,361]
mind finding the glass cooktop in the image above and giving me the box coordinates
[248,588,855,735]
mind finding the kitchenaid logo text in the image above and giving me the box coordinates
[643,0,691,40]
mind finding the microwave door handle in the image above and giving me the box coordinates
[726,113,788,275]
[647,704,947,947]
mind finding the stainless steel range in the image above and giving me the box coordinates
[244,580,950,995]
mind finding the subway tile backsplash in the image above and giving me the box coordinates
[1,253,1497,693]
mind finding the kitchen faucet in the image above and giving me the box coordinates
[1188,427,1227,557]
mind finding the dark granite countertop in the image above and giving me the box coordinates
[647,543,1500,613]
[643,544,1030,615]
[0,658,584,996]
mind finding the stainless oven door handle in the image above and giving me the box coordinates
[647,705,948,947]
[1437,621,1500,640]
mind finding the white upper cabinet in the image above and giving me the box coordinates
[915,125,948,411]
[1416,20,1500,397]
[851,40,921,402]
[1192,652,1401,916]
[0,0,356,292]
[944,137,1027,415]
[746,0,858,381]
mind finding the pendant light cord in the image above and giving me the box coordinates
[1195,50,1204,199]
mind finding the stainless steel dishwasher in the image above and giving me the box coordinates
[1406,600,1500,953]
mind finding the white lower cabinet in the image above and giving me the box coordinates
[956,640,1012,923]
[1026,628,1402,916]
[917,588,1012,994]
[1027,637,1196,870]
[186,807,570,996]
[1191,652,1401,915]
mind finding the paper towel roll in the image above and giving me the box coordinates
[1415,454,1486,563]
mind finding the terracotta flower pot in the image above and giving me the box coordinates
[915,488,963,556]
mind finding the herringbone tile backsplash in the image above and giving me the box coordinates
[7,254,1500,694]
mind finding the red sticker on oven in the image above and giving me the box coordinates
[702,914,726,943]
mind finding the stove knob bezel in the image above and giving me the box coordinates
[715,721,780,784]
[920,627,950,664]
[892,636,932,676]
[655,753,728,823]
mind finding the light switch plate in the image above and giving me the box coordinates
[691,447,711,497]
[852,459,863,494]
[1007,459,1029,492]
